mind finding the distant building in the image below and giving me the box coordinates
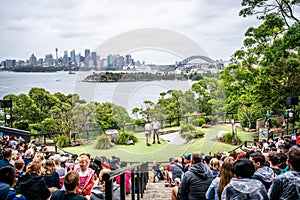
[84,49,91,66]
[107,54,114,69]
[70,49,76,64]
[91,51,98,67]
[29,54,37,66]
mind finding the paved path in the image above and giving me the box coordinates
[160,131,186,145]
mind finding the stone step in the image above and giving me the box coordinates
[126,181,173,200]
[141,181,173,200]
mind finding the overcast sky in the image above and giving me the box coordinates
[0,0,259,64]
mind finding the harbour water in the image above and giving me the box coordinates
[0,71,194,113]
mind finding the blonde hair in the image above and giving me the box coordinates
[79,155,90,164]
[209,158,220,171]
[217,157,234,200]
[42,159,56,175]
[26,161,42,175]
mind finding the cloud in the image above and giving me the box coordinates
[0,0,259,61]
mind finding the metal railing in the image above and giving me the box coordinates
[102,162,149,200]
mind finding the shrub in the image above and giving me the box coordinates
[116,131,138,145]
[180,124,196,133]
[192,117,206,126]
[181,130,205,141]
[221,132,242,145]
[95,134,113,149]
[54,135,69,147]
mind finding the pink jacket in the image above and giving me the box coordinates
[76,167,95,196]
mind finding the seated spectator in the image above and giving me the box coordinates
[15,159,25,180]
[42,159,61,191]
[209,158,220,179]
[269,146,300,200]
[15,161,51,200]
[170,158,184,181]
[0,182,10,200]
[221,158,269,200]
[76,155,94,197]
[171,178,181,200]
[250,152,274,191]
[268,151,282,176]
[0,166,26,200]
[50,170,87,200]
[90,168,120,200]
[22,149,35,172]
[0,148,13,168]
[116,162,131,194]
[206,157,234,200]
[152,160,160,183]
[178,152,213,200]
[183,153,191,172]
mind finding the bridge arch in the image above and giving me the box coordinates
[180,55,215,65]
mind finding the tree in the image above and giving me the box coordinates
[240,0,299,27]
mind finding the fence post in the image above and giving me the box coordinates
[120,173,126,200]
[131,168,135,200]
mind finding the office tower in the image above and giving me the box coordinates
[91,52,97,67]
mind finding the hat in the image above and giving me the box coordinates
[262,139,267,143]
[63,153,69,157]
[31,139,36,143]
[183,153,191,160]
[282,142,292,149]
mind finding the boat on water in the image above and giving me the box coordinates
[68,71,76,74]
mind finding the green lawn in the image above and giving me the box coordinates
[63,125,256,162]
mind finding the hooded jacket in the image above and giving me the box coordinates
[252,166,274,191]
[178,162,213,200]
[221,178,269,200]
[269,171,300,200]
[15,174,51,200]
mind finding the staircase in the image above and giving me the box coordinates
[126,181,173,200]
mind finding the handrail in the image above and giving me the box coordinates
[102,162,149,200]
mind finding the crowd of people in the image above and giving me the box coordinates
[0,130,300,200]
[151,133,300,200]
[0,135,129,200]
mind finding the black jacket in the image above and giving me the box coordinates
[16,174,51,200]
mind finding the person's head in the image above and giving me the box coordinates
[15,159,25,171]
[2,148,12,160]
[214,151,222,160]
[268,151,280,166]
[217,157,234,200]
[232,158,255,179]
[26,161,42,175]
[64,170,80,191]
[191,152,203,166]
[0,166,16,187]
[209,158,220,171]
[98,168,111,190]
[183,153,191,164]
[79,155,90,171]
[42,159,56,175]
[24,149,35,159]
[250,152,265,170]
[174,177,181,186]
[287,146,300,171]
[204,155,213,164]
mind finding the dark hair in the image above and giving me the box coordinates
[3,148,12,159]
[268,151,280,165]
[191,152,203,164]
[64,170,79,191]
[232,158,255,178]
[288,146,300,171]
[250,152,265,167]
[0,166,16,186]
[204,156,213,164]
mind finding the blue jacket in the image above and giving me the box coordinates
[0,158,13,168]
[8,188,26,200]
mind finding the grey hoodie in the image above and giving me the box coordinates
[253,167,274,191]
[221,178,269,200]
[269,171,300,200]
[178,163,213,200]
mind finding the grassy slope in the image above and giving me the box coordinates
[63,125,256,162]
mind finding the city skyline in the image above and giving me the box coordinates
[0,1,259,64]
